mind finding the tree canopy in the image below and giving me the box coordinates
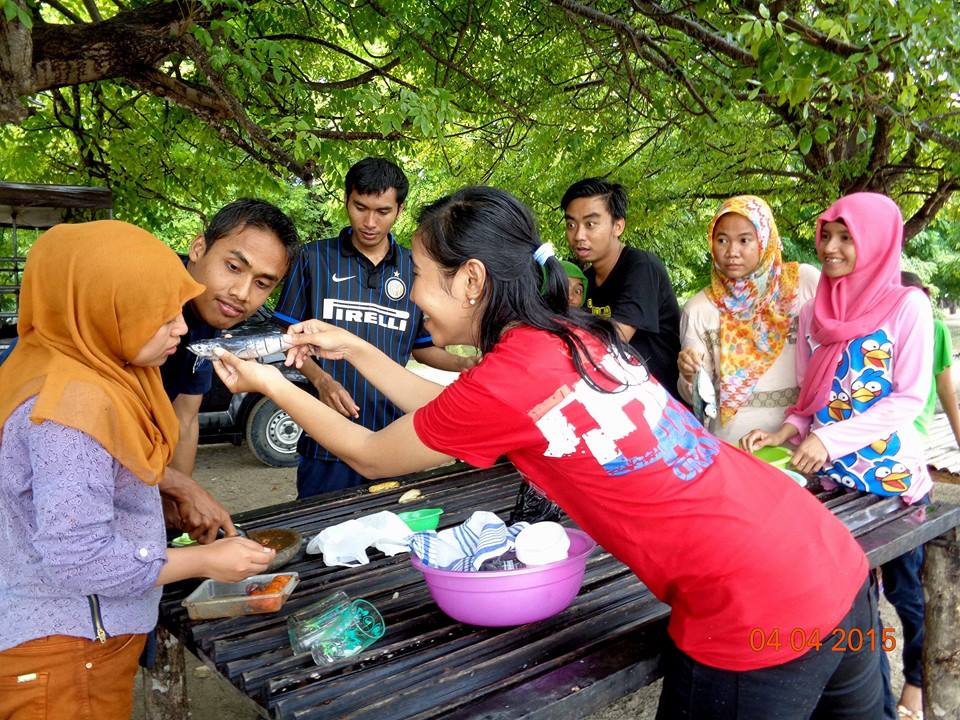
[1,0,958,296]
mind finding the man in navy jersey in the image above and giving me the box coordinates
[275,157,475,497]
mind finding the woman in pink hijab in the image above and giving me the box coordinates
[742,192,933,720]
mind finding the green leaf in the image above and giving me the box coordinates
[193,26,213,49]
[16,5,31,28]
[758,3,770,19]
[799,130,813,155]
[814,125,830,144]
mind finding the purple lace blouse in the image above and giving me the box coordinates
[0,397,166,651]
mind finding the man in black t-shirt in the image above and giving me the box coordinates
[161,199,299,541]
[561,178,682,400]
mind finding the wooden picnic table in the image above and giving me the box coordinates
[156,462,960,720]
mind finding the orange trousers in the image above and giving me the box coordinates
[0,634,146,720]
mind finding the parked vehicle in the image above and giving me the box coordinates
[1,182,114,355]
[197,309,308,467]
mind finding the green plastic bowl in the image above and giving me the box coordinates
[752,445,792,469]
[170,532,198,547]
[397,508,444,532]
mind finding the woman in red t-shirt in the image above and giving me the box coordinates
[214,186,885,719]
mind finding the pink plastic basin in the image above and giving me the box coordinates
[410,528,596,626]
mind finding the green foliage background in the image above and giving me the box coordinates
[2,0,959,301]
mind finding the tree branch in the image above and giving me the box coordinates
[551,0,717,118]
[29,1,203,91]
[180,34,310,182]
[302,57,405,92]
[41,0,85,24]
[625,0,755,66]
[258,33,418,91]
[81,0,103,22]
[130,67,228,117]
[903,178,958,240]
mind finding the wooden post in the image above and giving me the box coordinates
[142,626,189,720]
[924,527,960,719]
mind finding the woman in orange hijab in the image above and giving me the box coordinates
[0,221,273,720]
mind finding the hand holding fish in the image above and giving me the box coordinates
[188,332,292,360]
[283,319,361,368]
[212,348,284,395]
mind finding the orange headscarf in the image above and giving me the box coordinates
[706,196,800,425]
[0,220,204,485]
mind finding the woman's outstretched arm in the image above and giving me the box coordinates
[284,319,446,413]
[215,349,453,478]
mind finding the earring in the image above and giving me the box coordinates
[469,298,476,305]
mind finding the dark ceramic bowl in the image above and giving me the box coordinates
[247,528,303,571]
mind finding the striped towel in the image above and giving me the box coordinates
[410,511,529,572]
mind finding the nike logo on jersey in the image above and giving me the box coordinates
[332,274,356,283]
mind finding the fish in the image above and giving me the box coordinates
[692,368,717,423]
[187,333,293,361]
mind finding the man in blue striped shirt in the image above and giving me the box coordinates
[275,157,475,496]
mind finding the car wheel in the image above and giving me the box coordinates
[245,396,302,467]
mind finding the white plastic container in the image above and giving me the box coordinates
[181,572,299,620]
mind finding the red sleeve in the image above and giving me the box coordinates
[413,367,540,468]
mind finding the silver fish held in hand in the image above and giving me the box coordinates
[187,333,293,360]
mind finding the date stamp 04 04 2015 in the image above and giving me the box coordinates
[749,626,897,654]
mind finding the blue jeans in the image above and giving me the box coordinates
[880,543,926,688]
[656,578,885,720]
[296,457,368,498]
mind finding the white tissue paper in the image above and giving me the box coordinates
[306,511,412,567]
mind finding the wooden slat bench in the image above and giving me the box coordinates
[156,463,960,719]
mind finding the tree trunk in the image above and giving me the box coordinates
[923,527,960,719]
[142,626,189,720]
[0,0,33,123]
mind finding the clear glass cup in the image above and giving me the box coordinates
[309,599,386,664]
[286,590,351,655]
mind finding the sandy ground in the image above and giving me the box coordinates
[132,438,960,720]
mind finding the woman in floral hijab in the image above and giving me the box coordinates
[677,196,820,443]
